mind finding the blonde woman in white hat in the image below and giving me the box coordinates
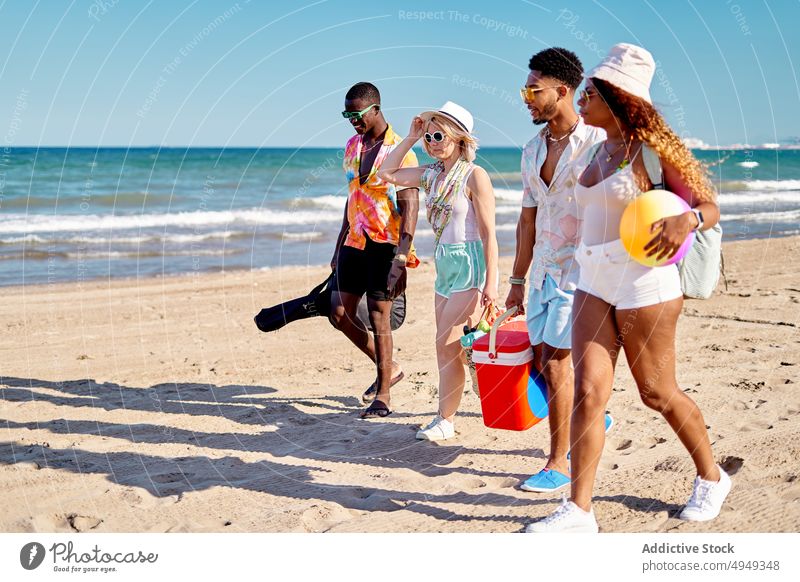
[527,44,727,532]
[378,102,498,440]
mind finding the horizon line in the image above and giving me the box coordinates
[8,144,800,150]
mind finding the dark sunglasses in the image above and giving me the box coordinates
[424,131,445,143]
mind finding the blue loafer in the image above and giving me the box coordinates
[520,468,571,492]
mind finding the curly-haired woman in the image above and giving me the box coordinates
[527,44,729,533]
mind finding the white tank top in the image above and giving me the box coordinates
[422,160,480,245]
[575,146,645,246]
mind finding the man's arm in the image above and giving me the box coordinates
[386,187,419,295]
[505,206,537,313]
[395,187,419,256]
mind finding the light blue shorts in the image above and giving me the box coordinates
[434,240,486,298]
[526,274,574,350]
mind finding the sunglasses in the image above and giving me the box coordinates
[519,85,561,104]
[341,103,377,121]
[579,89,599,101]
[424,131,445,143]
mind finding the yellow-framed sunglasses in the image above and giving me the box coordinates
[519,85,561,104]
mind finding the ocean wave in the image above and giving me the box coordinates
[0,248,241,261]
[721,179,800,192]
[0,231,243,246]
[494,188,524,203]
[722,208,800,222]
[291,195,347,209]
[736,161,759,168]
[276,231,325,241]
[0,192,175,209]
[742,179,800,191]
[718,190,800,205]
[488,171,523,182]
[495,205,522,215]
[0,208,343,234]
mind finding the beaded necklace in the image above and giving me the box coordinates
[423,158,472,246]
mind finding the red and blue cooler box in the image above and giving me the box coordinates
[471,307,549,431]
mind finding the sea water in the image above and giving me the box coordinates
[0,147,797,286]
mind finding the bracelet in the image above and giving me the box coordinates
[508,276,526,286]
[690,208,704,231]
[393,254,408,265]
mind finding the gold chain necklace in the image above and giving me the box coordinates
[545,118,580,142]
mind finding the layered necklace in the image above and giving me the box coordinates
[544,117,580,143]
[426,159,472,246]
[603,137,632,171]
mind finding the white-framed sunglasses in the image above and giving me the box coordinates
[424,131,445,143]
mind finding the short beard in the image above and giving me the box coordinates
[531,101,558,125]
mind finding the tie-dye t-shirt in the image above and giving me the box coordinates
[343,124,420,267]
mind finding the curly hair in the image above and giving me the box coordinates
[528,47,583,89]
[592,78,716,203]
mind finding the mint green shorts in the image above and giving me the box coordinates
[434,240,487,298]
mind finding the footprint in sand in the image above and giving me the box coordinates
[737,419,773,432]
[301,503,353,532]
[287,416,318,426]
[66,514,103,532]
[500,477,519,488]
[454,476,487,490]
[615,438,633,451]
[719,455,744,476]
[350,491,404,512]
[150,471,194,484]
[654,456,690,473]
[119,488,143,506]
[780,483,800,502]
[646,436,668,449]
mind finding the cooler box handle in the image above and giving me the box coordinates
[488,306,519,359]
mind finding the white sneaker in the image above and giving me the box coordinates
[416,415,455,441]
[525,499,599,533]
[679,466,732,522]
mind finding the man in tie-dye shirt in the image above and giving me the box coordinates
[329,82,419,419]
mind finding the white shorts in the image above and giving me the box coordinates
[576,239,682,310]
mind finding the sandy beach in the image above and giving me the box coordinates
[1,235,799,533]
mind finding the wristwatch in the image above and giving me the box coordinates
[508,276,526,286]
[690,208,704,231]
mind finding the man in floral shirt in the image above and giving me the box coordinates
[506,48,608,492]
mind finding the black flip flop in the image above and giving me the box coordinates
[361,372,405,404]
[360,399,393,419]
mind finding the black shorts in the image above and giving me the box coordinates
[335,237,397,302]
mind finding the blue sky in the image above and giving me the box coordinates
[1,0,798,148]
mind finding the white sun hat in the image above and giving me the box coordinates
[587,43,656,103]
[421,101,474,134]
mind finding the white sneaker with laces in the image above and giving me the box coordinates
[525,498,599,533]
[416,415,455,441]
[679,466,732,522]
